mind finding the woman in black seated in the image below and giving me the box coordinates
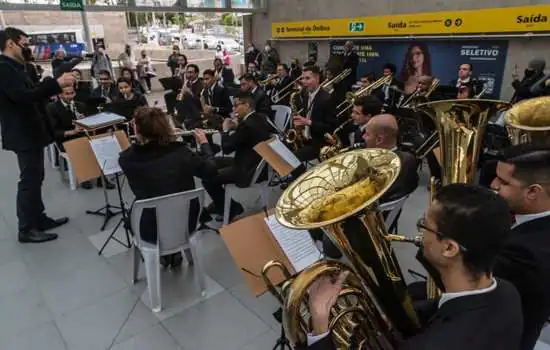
[119,107,217,268]
[71,68,92,104]
[120,67,145,95]
[117,77,148,107]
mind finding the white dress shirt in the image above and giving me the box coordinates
[513,210,550,229]
[61,99,76,116]
[304,87,320,139]
[456,76,471,88]
[308,278,498,346]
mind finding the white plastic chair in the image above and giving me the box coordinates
[223,159,269,225]
[379,195,409,233]
[55,144,77,191]
[46,143,58,169]
[131,188,207,312]
[271,105,292,132]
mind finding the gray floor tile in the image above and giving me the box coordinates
[240,329,280,350]
[110,324,182,350]
[229,283,281,331]
[113,299,160,345]
[39,259,127,317]
[1,321,67,350]
[0,236,22,268]
[163,291,269,350]
[0,287,53,341]
[0,259,35,300]
[202,245,245,289]
[56,288,142,350]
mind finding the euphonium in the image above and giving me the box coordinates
[264,149,421,348]
[392,99,512,299]
[505,96,550,145]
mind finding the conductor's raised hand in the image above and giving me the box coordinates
[57,73,76,88]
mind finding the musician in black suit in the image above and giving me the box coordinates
[0,27,74,243]
[305,184,522,350]
[451,63,484,99]
[511,59,547,102]
[71,68,92,104]
[289,58,302,81]
[201,91,273,222]
[239,73,272,119]
[119,107,217,268]
[213,57,235,88]
[174,64,203,128]
[46,85,86,150]
[91,69,119,102]
[347,95,383,145]
[116,77,148,108]
[341,40,359,91]
[491,144,550,350]
[375,63,404,111]
[201,69,232,128]
[271,63,293,105]
[323,64,347,108]
[292,66,338,163]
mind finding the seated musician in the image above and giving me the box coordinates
[400,75,434,107]
[323,64,347,107]
[173,53,188,77]
[200,91,273,223]
[358,72,375,89]
[271,63,293,105]
[375,63,404,111]
[239,73,272,119]
[213,57,235,88]
[292,66,338,168]
[91,69,119,102]
[201,69,232,129]
[70,68,91,104]
[117,77,148,107]
[120,67,145,95]
[174,64,204,129]
[347,95,383,145]
[247,61,265,80]
[305,184,522,350]
[452,63,484,99]
[490,145,550,350]
[119,107,217,268]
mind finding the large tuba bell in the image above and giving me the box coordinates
[505,96,550,145]
[267,148,420,348]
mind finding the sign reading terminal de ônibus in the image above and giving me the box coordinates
[60,0,84,11]
[271,4,550,38]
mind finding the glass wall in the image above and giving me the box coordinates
[0,0,266,10]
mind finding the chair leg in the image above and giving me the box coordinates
[67,158,77,191]
[260,187,269,209]
[132,245,140,284]
[143,250,162,312]
[223,187,232,226]
[189,233,206,297]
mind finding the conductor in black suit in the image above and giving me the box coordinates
[305,184,522,350]
[0,27,74,243]
[341,40,359,91]
[201,91,273,223]
[491,144,550,350]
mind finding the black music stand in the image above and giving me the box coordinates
[85,160,122,231]
[98,171,131,255]
[272,308,292,350]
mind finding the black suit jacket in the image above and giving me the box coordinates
[273,75,293,105]
[306,279,522,350]
[92,84,119,102]
[202,84,232,119]
[380,149,419,203]
[493,215,550,350]
[375,78,404,109]
[0,55,60,152]
[216,67,235,87]
[252,87,273,119]
[46,100,87,143]
[342,52,359,89]
[296,88,338,145]
[221,112,273,184]
[119,141,217,244]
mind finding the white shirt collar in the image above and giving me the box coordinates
[438,277,497,308]
[61,99,73,108]
[243,110,254,121]
[359,124,368,131]
[513,210,550,229]
[251,86,258,94]
[457,76,471,86]
[309,87,321,99]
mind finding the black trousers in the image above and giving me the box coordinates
[202,157,242,213]
[15,149,46,232]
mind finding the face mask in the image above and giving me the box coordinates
[17,43,33,62]
[525,69,535,77]
[265,46,270,51]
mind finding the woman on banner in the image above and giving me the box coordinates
[400,43,432,95]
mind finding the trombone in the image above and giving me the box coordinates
[336,75,392,118]
[272,76,301,104]
[322,68,352,94]
[259,74,279,86]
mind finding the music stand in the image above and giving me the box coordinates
[159,77,182,91]
[63,130,130,231]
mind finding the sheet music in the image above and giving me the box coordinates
[76,112,126,128]
[264,215,320,273]
[89,135,123,176]
[268,138,301,169]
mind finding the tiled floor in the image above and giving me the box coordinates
[0,94,549,349]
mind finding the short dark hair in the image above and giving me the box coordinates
[234,91,254,107]
[120,67,133,78]
[278,63,289,72]
[98,69,111,78]
[434,183,513,279]
[500,144,550,191]
[0,27,28,51]
[203,69,215,77]
[383,63,397,73]
[462,63,474,72]
[303,65,321,76]
[240,73,258,84]
[354,95,383,116]
[177,53,188,62]
[116,77,132,86]
[186,64,199,74]
[362,72,375,80]
[213,57,223,65]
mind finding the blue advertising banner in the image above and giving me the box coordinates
[330,40,509,99]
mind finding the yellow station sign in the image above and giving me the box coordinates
[272,5,550,38]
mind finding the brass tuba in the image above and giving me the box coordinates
[505,96,550,145]
[264,149,421,348]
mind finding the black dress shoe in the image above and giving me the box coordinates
[18,229,58,243]
[215,201,244,223]
[37,216,69,231]
[81,181,93,190]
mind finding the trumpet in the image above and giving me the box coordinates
[336,75,392,117]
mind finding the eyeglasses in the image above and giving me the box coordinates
[416,217,468,252]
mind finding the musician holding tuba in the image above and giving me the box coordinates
[304,184,523,350]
